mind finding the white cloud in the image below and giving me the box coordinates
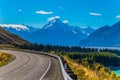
[18,9,22,12]
[116,15,120,18]
[48,16,60,21]
[63,20,68,23]
[35,10,53,15]
[89,12,102,16]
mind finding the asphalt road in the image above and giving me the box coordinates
[0,50,64,80]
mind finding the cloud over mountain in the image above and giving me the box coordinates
[35,10,53,15]
[89,12,102,16]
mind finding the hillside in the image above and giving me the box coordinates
[0,27,29,45]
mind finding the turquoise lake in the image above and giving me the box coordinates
[114,70,120,75]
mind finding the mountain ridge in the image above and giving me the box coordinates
[79,21,120,47]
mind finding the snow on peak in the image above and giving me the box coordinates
[63,20,68,24]
[44,24,53,29]
[0,24,29,31]
[43,16,61,29]
[47,16,60,22]
[82,30,90,36]
[72,29,77,34]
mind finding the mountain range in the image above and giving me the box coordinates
[0,18,95,46]
[28,18,95,46]
[1,19,120,47]
[79,21,120,47]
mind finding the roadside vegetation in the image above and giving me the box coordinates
[63,52,120,80]
[0,52,13,67]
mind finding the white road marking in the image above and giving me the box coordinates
[39,58,51,80]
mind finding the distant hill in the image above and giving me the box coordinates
[79,21,120,47]
[0,27,29,45]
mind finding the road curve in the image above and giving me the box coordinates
[0,50,64,80]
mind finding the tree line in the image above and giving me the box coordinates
[13,43,120,55]
[67,52,120,67]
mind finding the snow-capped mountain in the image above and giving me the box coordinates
[41,16,94,35]
[79,21,120,47]
[28,17,95,46]
[43,16,73,32]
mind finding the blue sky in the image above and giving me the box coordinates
[0,0,120,28]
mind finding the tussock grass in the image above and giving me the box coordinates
[0,52,13,67]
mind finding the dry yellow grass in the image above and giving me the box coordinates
[0,52,13,67]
